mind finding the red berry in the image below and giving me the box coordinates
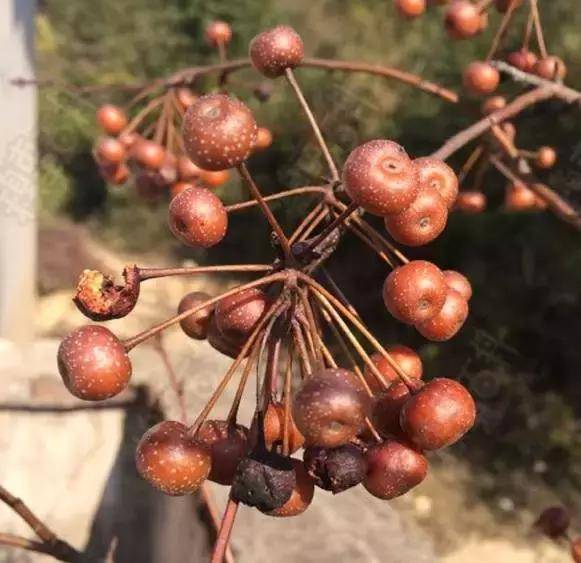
[463,61,500,95]
[95,137,126,165]
[414,157,459,210]
[445,1,483,39]
[481,95,507,115]
[249,26,304,78]
[535,146,557,169]
[384,185,448,246]
[257,402,305,454]
[400,378,476,450]
[57,325,131,401]
[263,458,315,517]
[363,439,428,499]
[168,186,228,248]
[443,270,472,301]
[96,104,127,136]
[183,94,257,171]
[254,127,273,151]
[534,506,571,538]
[170,181,196,199]
[199,169,230,188]
[383,260,447,325]
[177,291,214,340]
[131,139,165,170]
[205,20,232,47]
[342,140,419,216]
[371,381,412,438]
[533,56,567,81]
[207,315,244,359]
[415,288,469,341]
[395,0,427,18]
[504,182,538,211]
[135,421,211,495]
[177,156,202,181]
[506,49,538,72]
[196,420,248,485]
[363,345,423,393]
[214,288,269,344]
[454,191,487,214]
[293,369,370,448]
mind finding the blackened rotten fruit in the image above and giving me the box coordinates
[263,458,315,517]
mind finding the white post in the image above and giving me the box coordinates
[0,0,37,344]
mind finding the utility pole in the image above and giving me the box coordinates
[0,0,37,344]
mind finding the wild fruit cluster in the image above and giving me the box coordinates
[59,24,477,561]
[534,505,581,562]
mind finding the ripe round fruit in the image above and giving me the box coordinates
[371,382,412,437]
[395,0,427,18]
[135,420,211,495]
[57,325,131,401]
[254,127,273,151]
[505,182,537,211]
[214,288,269,343]
[413,157,459,210]
[363,345,423,393]
[205,20,232,47]
[384,185,448,246]
[170,181,196,199]
[207,315,244,359]
[454,191,487,214]
[445,1,482,39]
[400,378,476,450]
[415,288,469,341]
[494,0,523,12]
[506,49,538,72]
[534,56,567,81]
[342,140,419,216]
[96,104,127,135]
[168,187,228,248]
[535,506,571,538]
[183,94,257,171]
[132,140,165,170]
[96,137,126,165]
[463,62,500,95]
[175,88,197,110]
[259,402,305,454]
[196,420,248,485]
[383,260,447,325]
[249,25,305,78]
[264,458,315,517]
[535,146,557,169]
[177,156,202,181]
[199,169,230,188]
[443,270,472,301]
[482,95,507,115]
[293,371,370,448]
[363,440,428,499]
[177,291,214,340]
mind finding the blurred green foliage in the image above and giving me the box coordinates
[38,0,581,508]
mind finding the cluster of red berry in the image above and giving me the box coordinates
[58,23,477,561]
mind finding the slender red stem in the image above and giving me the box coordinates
[210,498,239,563]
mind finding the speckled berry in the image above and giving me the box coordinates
[168,186,228,248]
[57,325,131,401]
[384,185,448,246]
[415,288,469,341]
[263,458,315,517]
[363,345,423,393]
[506,49,538,72]
[177,291,214,340]
[443,270,473,301]
[342,140,419,216]
[414,157,459,210]
[214,288,269,344]
[383,260,447,325]
[363,439,428,499]
[371,382,412,438]
[135,421,211,495]
[445,1,482,39]
[249,26,304,78]
[96,104,127,136]
[463,61,500,95]
[196,420,249,485]
[182,94,257,171]
[454,191,487,214]
[400,378,476,450]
